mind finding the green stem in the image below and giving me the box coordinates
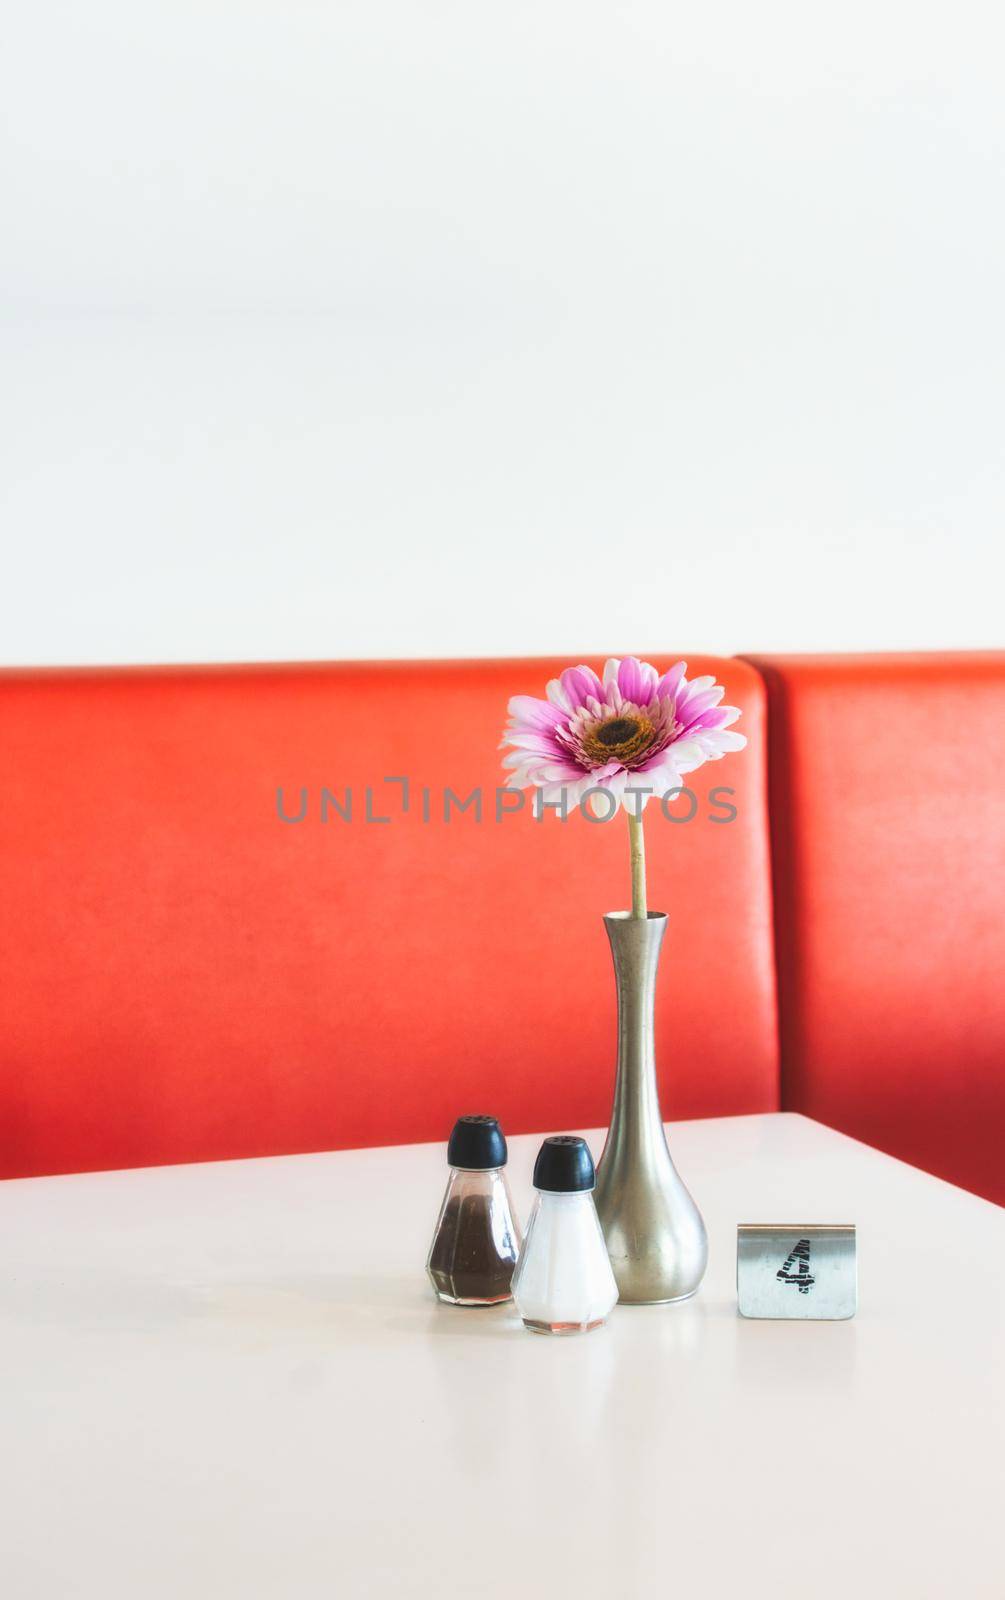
[628,809,647,919]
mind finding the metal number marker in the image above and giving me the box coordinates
[737,1224,857,1319]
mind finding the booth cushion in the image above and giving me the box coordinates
[744,652,1005,1205]
[0,657,778,1177]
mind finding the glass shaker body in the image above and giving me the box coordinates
[512,1188,619,1333]
[426,1165,521,1306]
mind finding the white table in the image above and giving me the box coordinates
[2,1113,1002,1599]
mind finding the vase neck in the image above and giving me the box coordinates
[604,911,668,1147]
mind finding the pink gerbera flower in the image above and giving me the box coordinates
[501,656,746,814]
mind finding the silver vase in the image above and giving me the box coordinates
[594,911,708,1304]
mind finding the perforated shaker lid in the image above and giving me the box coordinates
[447,1115,508,1169]
[532,1135,596,1192]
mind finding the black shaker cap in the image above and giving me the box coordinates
[533,1135,596,1193]
[447,1115,508,1170]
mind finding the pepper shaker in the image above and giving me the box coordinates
[426,1116,521,1306]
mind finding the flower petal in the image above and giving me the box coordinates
[599,770,629,811]
[506,694,565,732]
[500,731,566,756]
[545,677,574,713]
[502,763,536,788]
[537,760,589,782]
[705,729,747,753]
[679,685,725,725]
[668,738,705,773]
[674,675,716,720]
[617,656,645,704]
[683,703,731,733]
[559,664,604,711]
[656,661,687,703]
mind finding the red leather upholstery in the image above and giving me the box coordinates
[0,658,778,1178]
[744,653,1005,1205]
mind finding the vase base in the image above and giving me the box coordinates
[522,1316,606,1336]
[615,1287,700,1307]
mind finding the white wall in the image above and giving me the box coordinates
[2,2,1002,666]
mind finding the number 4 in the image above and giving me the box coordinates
[777,1238,815,1294]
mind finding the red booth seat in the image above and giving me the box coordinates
[744,652,1005,1206]
[0,657,778,1179]
[4,651,1002,1204]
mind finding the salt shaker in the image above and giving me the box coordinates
[426,1116,521,1306]
[512,1136,619,1334]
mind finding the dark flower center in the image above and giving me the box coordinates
[595,717,639,747]
[581,712,658,769]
